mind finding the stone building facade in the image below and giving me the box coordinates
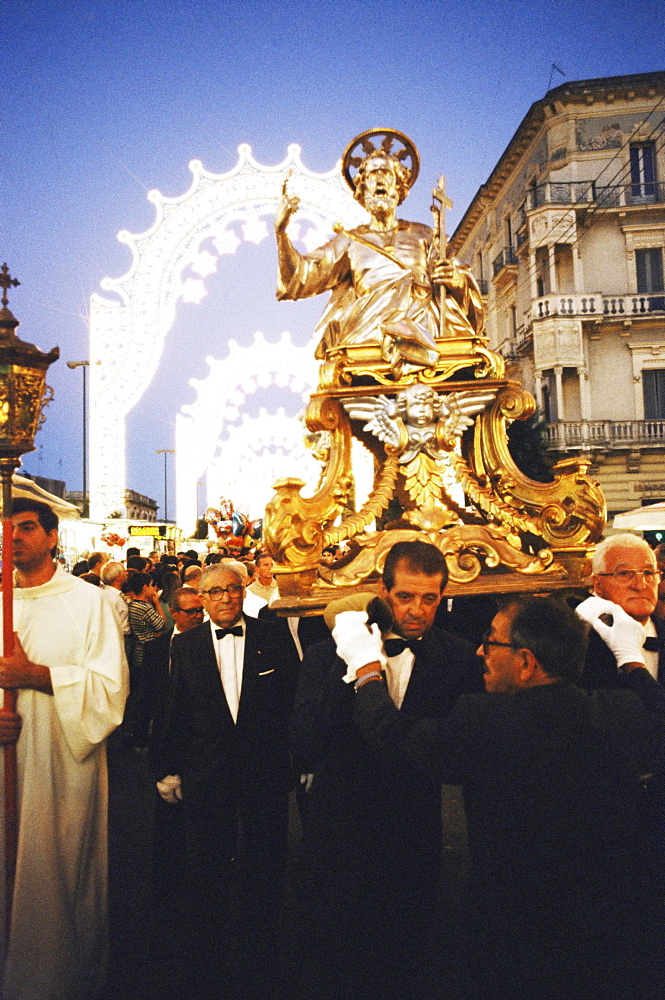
[449,71,665,517]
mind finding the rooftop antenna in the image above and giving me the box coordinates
[547,63,566,93]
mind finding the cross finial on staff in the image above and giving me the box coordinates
[0,264,20,309]
[431,175,453,259]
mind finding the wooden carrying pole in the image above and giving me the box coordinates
[0,264,59,940]
[1,465,18,936]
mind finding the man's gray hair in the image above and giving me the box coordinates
[101,561,125,585]
[592,534,655,574]
[200,561,247,590]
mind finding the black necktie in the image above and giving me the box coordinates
[384,637,422,657]
[643,636,663,652]
[215,626,243,640]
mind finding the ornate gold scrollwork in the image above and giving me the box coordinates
[324,455,399,547]
[263,397,352,571]
[467,385,605,547]
[318,342,506,391]
[317,521,558,591]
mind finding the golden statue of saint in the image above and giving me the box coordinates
[275,129,484,371]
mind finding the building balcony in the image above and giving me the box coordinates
[525,181,665,210]
[492,247,518,277]
[533,291,665,322]
[525,182,593,209]
[496,327,532,360]
[546,419,665,451]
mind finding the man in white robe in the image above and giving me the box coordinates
[0,498,128,1000]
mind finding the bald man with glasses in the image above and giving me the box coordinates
[156,562,298,998]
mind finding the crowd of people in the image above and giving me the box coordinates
[0,501,663,1000]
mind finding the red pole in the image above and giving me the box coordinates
[1,470,17,938]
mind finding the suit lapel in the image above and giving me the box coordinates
[400,630,437,712]
[236,616,263,720]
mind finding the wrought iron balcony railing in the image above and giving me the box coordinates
[524,181,665,211]
[492,247,518,277]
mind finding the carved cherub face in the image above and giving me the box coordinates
[398,385,439,427]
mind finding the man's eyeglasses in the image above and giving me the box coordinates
[176,606,204,617]
[595,569,661,585]
[481,631,521,656]
[201,585,244,601]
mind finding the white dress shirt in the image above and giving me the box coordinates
[383,634,416,709]
[209,617,245,722]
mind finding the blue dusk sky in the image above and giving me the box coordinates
[2,0,664,520]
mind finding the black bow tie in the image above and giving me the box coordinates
[215,626,243,640]
[643,636,663,652]
[384,637,422,657]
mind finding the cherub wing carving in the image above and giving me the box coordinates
[341,395,402,451]
[439,389,497,447]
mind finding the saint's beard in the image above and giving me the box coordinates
[364,192,398,221]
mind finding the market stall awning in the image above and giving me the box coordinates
[11,475,80,519]
[612,501,665,531]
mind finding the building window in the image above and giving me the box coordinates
[636,248,664,293]
[630,143,656,202]
[541,374,557,423]
[643,369,665,419]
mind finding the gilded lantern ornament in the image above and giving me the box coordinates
[0,264,59,466]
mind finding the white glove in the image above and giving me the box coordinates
[331,610,387,684]
[300,773,314,793]
[156,774,183,804]
[575,596,646,668]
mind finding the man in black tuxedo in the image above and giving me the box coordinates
[352,595,665,999]
[291,540,484,1000]
[157,563,297,997]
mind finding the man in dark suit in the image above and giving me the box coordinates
[579,533,665,689]
[157,563,297,998]
[145,587,203,908]
[291,540,484,1000]
[576,533,665,992]
[352,595,665,1000]
[144,586,204,749]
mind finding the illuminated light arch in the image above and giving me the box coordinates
[206,407,324,521]
[175,330,320,529]
[88,143,366,522]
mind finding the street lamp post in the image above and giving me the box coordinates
[0,265,59,933]
[66,361,89,517]
[156,449,175,522]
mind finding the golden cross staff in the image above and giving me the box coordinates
[431,174,453,340]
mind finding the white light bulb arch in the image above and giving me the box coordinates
[88,143,366,525]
